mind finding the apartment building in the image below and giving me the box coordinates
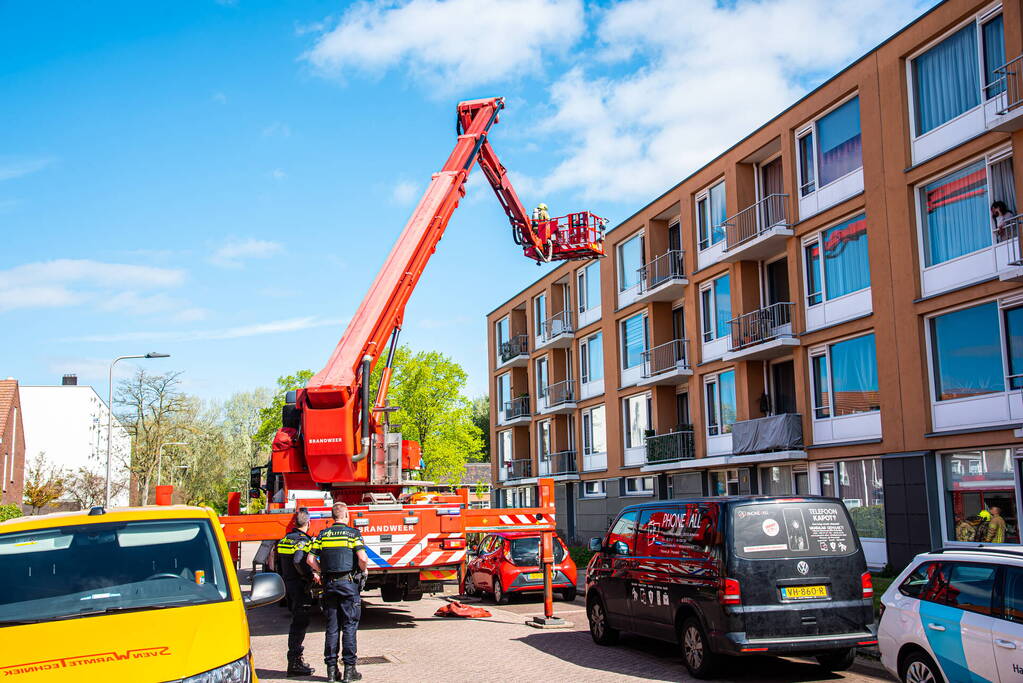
[487,0,1023,571]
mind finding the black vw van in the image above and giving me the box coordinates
[585,496,876,678]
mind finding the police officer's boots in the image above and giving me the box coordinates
[286,655,313,677]
[343,665,363,681]
[326,664,341,682]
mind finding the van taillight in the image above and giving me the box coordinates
[720,578,741,605]
[861,572,873,599]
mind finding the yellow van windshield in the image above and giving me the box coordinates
[0,519,229,625]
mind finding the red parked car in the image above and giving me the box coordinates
[462,531,578,604]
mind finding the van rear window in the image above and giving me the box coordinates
[732,502,858,560]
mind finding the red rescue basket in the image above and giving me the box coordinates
[527,212,607,262]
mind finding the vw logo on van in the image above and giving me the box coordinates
[796,561,810,575]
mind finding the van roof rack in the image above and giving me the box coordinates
[928,546,1023,557]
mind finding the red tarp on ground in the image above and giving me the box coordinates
[434,601,492,618]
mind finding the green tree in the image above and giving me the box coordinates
[254,370,313,449]
[469,395,490,462]
[23,453,66,514]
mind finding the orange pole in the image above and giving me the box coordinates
[542,530,554,619]
[227,492,242,568]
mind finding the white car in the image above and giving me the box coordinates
[878,547,1023,683]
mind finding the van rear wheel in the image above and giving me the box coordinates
[816,648,856,671]
[680,617,719,679]
[587,597,619,645]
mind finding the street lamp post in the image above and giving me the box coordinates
[157,442,188,487]
[106,352,170,508]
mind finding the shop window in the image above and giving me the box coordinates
[943,450,1018,544]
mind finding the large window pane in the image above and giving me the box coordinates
[983,15,1006,98]
[805,242,822,306]
[588,406,606,454]
[799,133,816,196]
[701,288,713,340]
[823,214,870,298]
[921,162,991,266]
[931,302,1004,400]
[624,395,649,448]
[837,457,885,538]
[706,381,720,435]
[830,334,879,415]
[816,97,862,186]
[621,314,646,369]
[581,261,601,311]
[498,374,510,410]
[714,275,731,339]
[1007,306,1023,389]
[496,318,508,346]
[534,294,546,333]
[913,24,980,135]
[618,235,643,291]
[812,355,831,418]
[719,370,736,433]
[943,450,1018,543]
[709,182,726,245]
[585,332,604,381]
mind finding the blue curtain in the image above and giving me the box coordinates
[1007,307,1023,390]
[817,97,862,186]
[823,214,870,298]
[931,302,1005,400]
[913,23,980,134]
[710,182,727,245]
[983,15,1006,97]
[714,275,731,339]
[922,161,990,266]
[719,370,736,432]
[830,334,879,415]
[622,314,645,368]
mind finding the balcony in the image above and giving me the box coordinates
[538,379,577,415]
[995,216,1023,283]
[638,339,692,386]
[723,302,798,361]
[730,414,804,463]
[635,250,687,303]
[641,430,695,472]
[987,55,1023,132]
[538,450,578,478]
[496,334,529,369]
[504,458,533,481]
[499,395,531,426]
[535,310,574,351]
[722,194,793,263]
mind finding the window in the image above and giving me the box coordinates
[796,96,862,196]
[623,393,651,449]
[497,430,512,463]
[705,370,736,436]
[899,562,938,599]
[911,15,1005,136]
[919,161,990,267]
[697,181,727,250]
[580,332,604,384]
[617,233,644,292]
[497,373,511,414]
[822,458,886,539]
[578,261,601,313]
[760,465,793,496]
[804,214,870,306]
[710,468,752,496]
[944,563,997,615]
[942,449,1018,543]
[1003,567,1023,623]
[700,274,731,342]
[537,420,551,460]
[495,317,509,349]
[535,356,548,398]
[930,301,1022,401]
[605,510,639,553]
[620,314,648,369]
[534,293,547,336]
[582,405,606,456]
[625,476,655,496]
[810,334,879,419]
[583,480,606,497]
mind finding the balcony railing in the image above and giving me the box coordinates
[731,413,803,455]
[541,309,574,341]
[504,395,530,420]
[499,334,529,362]
[723,193,789,251]
[642,339,690,378]
[506,459,532,480]
[995,214,1023,266]
[993,54,1023,116]
[638,250,685,292]
[541,450,578,475]
[543,379,576,409]
[645,430,696,464]
[729,302,794,351]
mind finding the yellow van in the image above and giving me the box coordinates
[0,504,284,682]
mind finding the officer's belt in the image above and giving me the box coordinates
[324,571,356,582]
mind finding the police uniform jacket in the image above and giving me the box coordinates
[276,528,313,583]
[310,522,366,575]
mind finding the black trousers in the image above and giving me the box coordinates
[285,579,312,659]
[322,578,360,667]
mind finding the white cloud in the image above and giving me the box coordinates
[391,179,419,205]
[0,285,82,312]
[209,238,284,268]
[262,122,292,138]
[0,157,55,182]
[97,292,210,322]
[65,316,346,343]
[270,168,287,180]
[304,0,585,92]
[212,91,228,104]
[534,0,933,201]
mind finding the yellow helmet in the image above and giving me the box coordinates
[537,203,548,211]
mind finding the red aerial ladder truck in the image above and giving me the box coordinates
[220,97,605,605]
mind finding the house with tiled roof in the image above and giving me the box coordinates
[0,378,26,507]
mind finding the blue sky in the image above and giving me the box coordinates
[0,0,936,401]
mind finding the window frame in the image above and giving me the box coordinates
[497,430,513,463]
[704,369,736,437]
[801,211,871,309]
[619,312,649,371]
[534,355,549,399]
[622,392,652,449]
[699,273,731,343]
[624,475,656,497]
[906,6,1007,141]
[537,419,551,460]
[581,404,607,457]
[495,316,509,349]
[794,93,863,198]
[577,260,601,314]
[616,232,645,293]
[533,293,547,337]
[582,480,607,498]
[580,331,604,385]
[809,332,880,421]
[496,372,511,415]
[696,180,727,251]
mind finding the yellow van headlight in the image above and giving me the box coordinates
[181,654,250,683]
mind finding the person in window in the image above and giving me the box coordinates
[955,515,984,542]
[985,506,1007,543]
[992,201,1014,242]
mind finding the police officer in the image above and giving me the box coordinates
[277,507,315,677]
[308,502,368,682]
